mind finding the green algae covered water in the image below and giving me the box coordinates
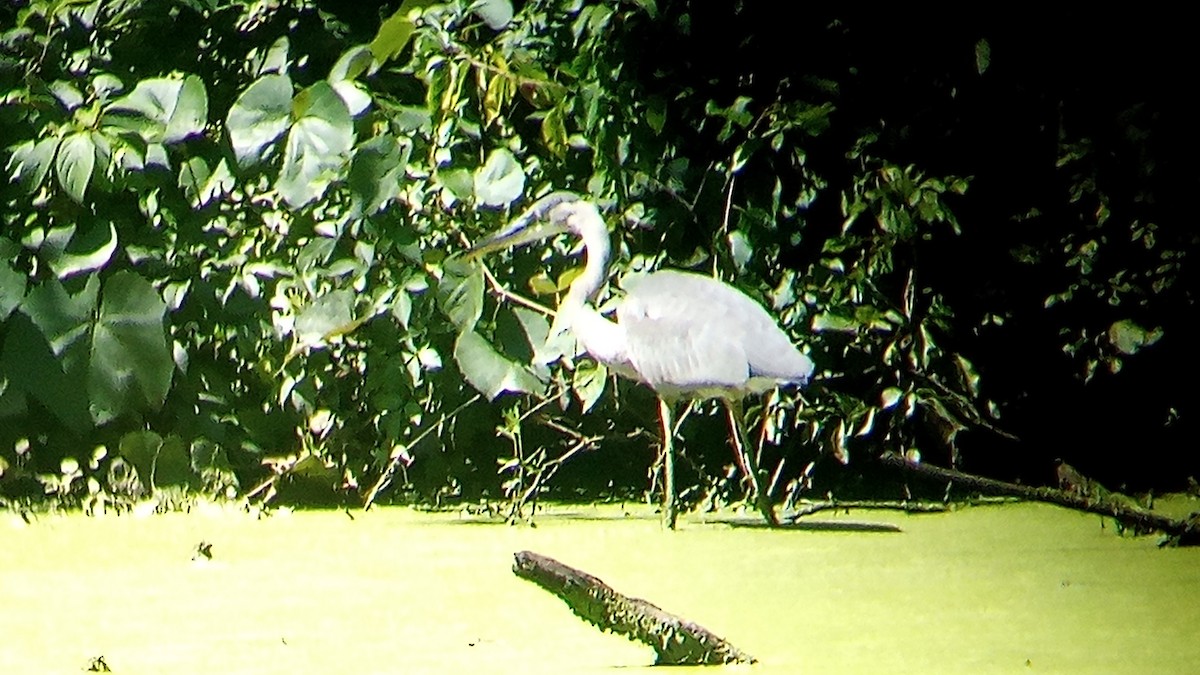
[2,500,1199,674]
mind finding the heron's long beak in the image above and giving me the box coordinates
[465,191,584,260]
[465,218,553,260]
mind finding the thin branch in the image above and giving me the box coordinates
[478,260,558,317]
[363,394,482,510]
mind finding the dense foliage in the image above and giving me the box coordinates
[0,2,1192,512]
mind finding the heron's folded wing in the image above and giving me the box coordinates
[619,270,814,397]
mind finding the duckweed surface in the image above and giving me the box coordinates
[3,500,1199,674]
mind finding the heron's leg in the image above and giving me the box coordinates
[724,399,779,527]
[658,397,678,530]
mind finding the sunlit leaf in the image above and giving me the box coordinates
[572,360,607,413]
[541,105,568,157]
[179,156,235,208]
[104,75,208,144]
[295,290,356,348]
[471,0,513,30]
[20,276,98,356]
[226,73,293,167]
[369,0,438,63]
[855,407,876,436]
[258,36,290,76]
[329,45,376,82]
[513,307,549,358]
[276,81,354,207]
[7,138,57,193]
[728,230,753,271]
[55,132,96,203]
[454,330,544,400]
[1108,319,1162,355]
[473,147,525,206]
[48,221,118,279]
[880,387,903,410]
[332,80,371,117]
[528,272,558,296]
[811,312,857,333]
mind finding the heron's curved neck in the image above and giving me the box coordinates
[571,219,611,303]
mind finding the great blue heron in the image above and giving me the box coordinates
[468,192,814,527]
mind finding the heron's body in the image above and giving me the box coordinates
[470,193,813,527]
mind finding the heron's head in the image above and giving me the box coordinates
[466,192,604,259]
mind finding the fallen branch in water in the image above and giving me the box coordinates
[879,454,1200,546]
[786,499,949,521]
[512,550,755,665]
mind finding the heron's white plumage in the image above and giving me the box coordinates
[618,270,813,400]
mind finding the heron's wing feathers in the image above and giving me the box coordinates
[618,270,813,397]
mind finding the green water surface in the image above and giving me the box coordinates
[2,500,1198,674]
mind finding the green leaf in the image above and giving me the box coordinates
[88,271,172,424]
[258,36,291,76]
[8,138,57,193]
[55,132,97,203]
[369,0,438,63]
[728,230,753,271]
[437,259,484,332]
[437,168,474,203]
[48,221,118,279]
[20,275,99,356]
[0,262,26,321]
[513,307,549,357]
[0,312,91,432]
[880,387,903,410]
[332,80,371,118]
[811,312,858,333]
[348,134,409,217]
[295,290,356,348]
[276,81,354,208]
[473,147,525,207]
[471,0,513,30]
[1107,319,1163,356]
[975,39,991,75]
[179,156,234,208]
[329,45,376,82]
[454,330,544,401]
[227,74,293,167]
[154,435,193,487]
[541,105,568,157]
[572,360,607,413]
[104,75,208,144]
[118,430,162,490]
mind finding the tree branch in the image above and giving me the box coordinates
[512,551,756,665]
[879,454,1200,546]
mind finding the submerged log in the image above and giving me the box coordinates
[512,550,755,665]
[880,454,1200,546]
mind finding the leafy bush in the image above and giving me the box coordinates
[9,1,1179,512]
